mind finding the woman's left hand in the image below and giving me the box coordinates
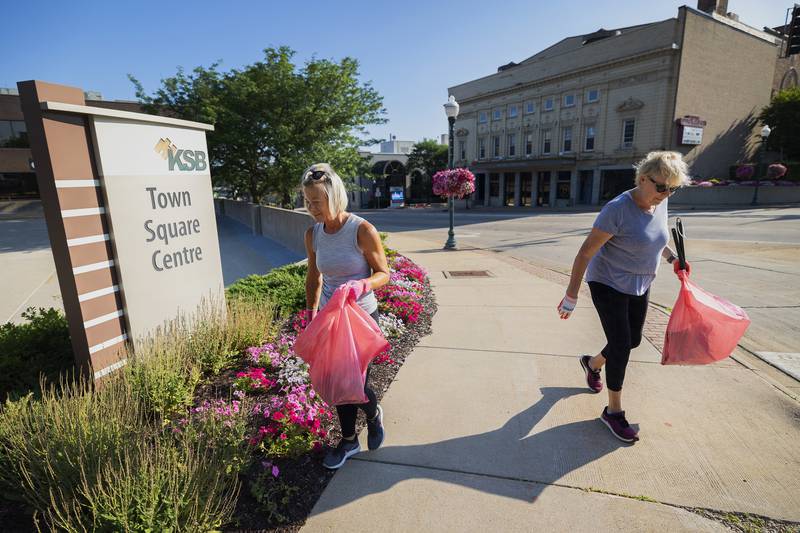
[673,260,692,276]
[344,279,372,299]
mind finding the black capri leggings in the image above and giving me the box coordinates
[588,281,649,392]
[336,309,379,438]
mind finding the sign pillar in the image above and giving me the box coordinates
[19,80,223,381]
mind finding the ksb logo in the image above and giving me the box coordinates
[154,138,208,171]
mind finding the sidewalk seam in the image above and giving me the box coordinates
[349,455,798,526]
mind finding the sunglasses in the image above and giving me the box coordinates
[308,170,328,180]
[647,176,681,194]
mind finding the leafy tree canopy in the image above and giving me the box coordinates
[130,47,386,205]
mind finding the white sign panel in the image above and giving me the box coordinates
[681,126,703,145]
[90,116,224,343]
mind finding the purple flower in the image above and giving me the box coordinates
[735,165,755,179]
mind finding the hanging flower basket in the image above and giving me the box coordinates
[767,163,787,180]
[432,168,476,199]
[735,165,755,180]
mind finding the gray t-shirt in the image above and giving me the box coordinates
[313,213,378,314]
[585,190,669,296]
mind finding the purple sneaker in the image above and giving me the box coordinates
[601,407,639,443]
[580,355,603,393]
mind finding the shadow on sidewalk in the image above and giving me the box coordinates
[313,386,630,513]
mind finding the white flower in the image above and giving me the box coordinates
[379,313,406,339]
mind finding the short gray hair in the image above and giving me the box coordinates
[634,151,690,188]
[301,163,349,216]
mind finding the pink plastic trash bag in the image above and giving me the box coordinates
[294,285,389,405]
[662,270,750,365]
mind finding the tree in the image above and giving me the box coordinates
[130,47,386,205]
[759,87,800,160]
[406,139,448,181]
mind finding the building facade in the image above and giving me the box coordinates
[448,1,782,207]
[353,138,449,209]
[0,88,144,200]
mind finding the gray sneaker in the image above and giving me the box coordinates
[323,438,361,470]
[367,405,385,450]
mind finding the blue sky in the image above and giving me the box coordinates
[2,1,789,150]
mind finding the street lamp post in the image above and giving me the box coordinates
[444,95,459,249]
[751,124,772,206]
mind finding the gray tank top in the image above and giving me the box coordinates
[313,213,378,314]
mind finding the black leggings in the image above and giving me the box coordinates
[336,309,379,438]
[588,281,649,392]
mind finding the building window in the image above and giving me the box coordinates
[479,111,488,124]
[525,133,533,155]
[508,105,518,118]
[557,171,571,200]
[562,127,572,153]
[586,89,600,103]
[542,129,552,154]
[459,140,466,161]
[0,120,29,147]
[544,98,554,111]
[622,119,635,148]
[563,94,575,107]
[493,135,501,157]
[478,137,486,159]
[585,126,595,151]
[507,134,516,156]
[490,173,500,196]
[525,102,535,114]
[493,109,502,121]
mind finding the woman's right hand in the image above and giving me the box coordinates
[557,294,578,320]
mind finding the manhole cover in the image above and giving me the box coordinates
[443,270,493,278]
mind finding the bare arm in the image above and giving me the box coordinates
[357,222,390,291]
[565,227,613,299]
[304,227,322,311]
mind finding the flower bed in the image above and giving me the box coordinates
[0,240,436,532]
[229,250,437,529]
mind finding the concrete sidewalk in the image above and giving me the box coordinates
[303,232,800,532]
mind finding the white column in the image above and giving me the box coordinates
[514,172,521,207]
[592,169,602,205]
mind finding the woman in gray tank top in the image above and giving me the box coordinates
[301,163,391,470]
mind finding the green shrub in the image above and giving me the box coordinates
[0,374,246,531]
[0,307,74,400]
[46,431,242,532]
[126,334,201,424]
[128,297,274,417]
[0,375,147,517]
[226,263,307,317]
[187,297,275,376]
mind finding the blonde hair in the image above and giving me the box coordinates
[301,163,349,216]
[634,151,690,188]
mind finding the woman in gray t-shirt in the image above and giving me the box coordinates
[302,163,390,470]
[557,151,691,443]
